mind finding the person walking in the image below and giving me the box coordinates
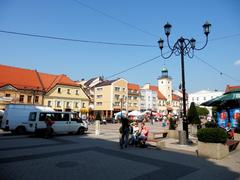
[120,117,130,149]
[44,116,54,138]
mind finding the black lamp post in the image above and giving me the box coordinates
[158,21,211,140]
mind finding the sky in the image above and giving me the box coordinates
[0,0,239,93]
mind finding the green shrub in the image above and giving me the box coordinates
[197,128,227,144]
[204,121,217,128]
[169,118,176,130]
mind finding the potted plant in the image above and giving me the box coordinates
[197,128,228,159]
[187,102,201,136]
[167,117,178,139]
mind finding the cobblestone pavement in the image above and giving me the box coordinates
[0,123,239,180]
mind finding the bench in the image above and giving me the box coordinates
[226,140,240,152]
[148,131,168,140]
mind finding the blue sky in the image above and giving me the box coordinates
[0,0,239,93]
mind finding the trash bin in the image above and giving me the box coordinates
[178,130,187,145]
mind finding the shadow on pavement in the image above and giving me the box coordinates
[0,129,239,180]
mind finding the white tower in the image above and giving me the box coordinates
[158,67,172,105]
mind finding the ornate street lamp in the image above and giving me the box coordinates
[158,21,211,141]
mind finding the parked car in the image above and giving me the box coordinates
[1,104,54,134]
[27,111,88,136]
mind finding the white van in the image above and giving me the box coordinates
[1,104,54,134]
[27,111,88,136]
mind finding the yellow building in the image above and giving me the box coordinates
[94,78,128,118]
[41,75,90,114]
[127,83,140,111]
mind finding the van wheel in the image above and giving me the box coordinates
[77,127,85,135]
[15,126,26,135]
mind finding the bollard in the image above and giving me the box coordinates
[95,120,100,135]
[178,130,187,145]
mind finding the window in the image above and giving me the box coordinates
[122,88,125,91]
[128,103,132,107]
[97,95,103,99]
[96,102,102,106]
[27,96,32,103]
[66,102,70,108]
[35,96,39,103]
[57,101,61,107]
[82,103,85,108]
[197,97,199,101]
[75,102,79,108]
[48,101,52,107]
[96,88,103,91]
[114,102,120,106]
[19,95,24,102]
[115,94,120,100]
[67,89,71,94]
[29,112,37,121]
[204,97,206,101]
[76,90,79,95]
[192,97,194,101]
[114,87,120,91]
[57,88,61,93]
[5,94,10,97]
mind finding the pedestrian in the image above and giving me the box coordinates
[138,122,149,146]
[44,116,54,138]
[120,117,130,149]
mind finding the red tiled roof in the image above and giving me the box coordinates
[128,83,140,91]
[39,73,78,91]
[0,64,79,92]
[225,85,240,93]
[0,64,44,91]
[172,94,180,101]
[149,85,166,100]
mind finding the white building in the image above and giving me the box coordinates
[188,90,224,115]
[140,89,158,111]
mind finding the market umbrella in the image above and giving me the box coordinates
[128,110,142,116]
[201,89,240,108]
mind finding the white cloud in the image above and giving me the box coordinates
[234,60,240,66]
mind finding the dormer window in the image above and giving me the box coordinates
[58,88,61,93]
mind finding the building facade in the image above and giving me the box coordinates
[94,78,128,118]
[0,65,90,115]
[127,83,140,111]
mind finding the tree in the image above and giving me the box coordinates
[196,106,209,116]
[187,102,201,125]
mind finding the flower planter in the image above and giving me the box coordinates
[167,130,179,139]
[197,141,229,160]
[190,124,198,136]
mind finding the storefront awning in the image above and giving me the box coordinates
[80,108,89,113]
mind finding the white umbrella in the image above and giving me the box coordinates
[128,110,142,116]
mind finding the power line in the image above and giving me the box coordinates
[209,33,240,42]
[72,0,159,38]
[0,30,157,48]
[105,55,162,79]
[195,55,240,83]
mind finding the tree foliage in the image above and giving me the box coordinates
[196,106,209,116]
[187,102,201,125]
